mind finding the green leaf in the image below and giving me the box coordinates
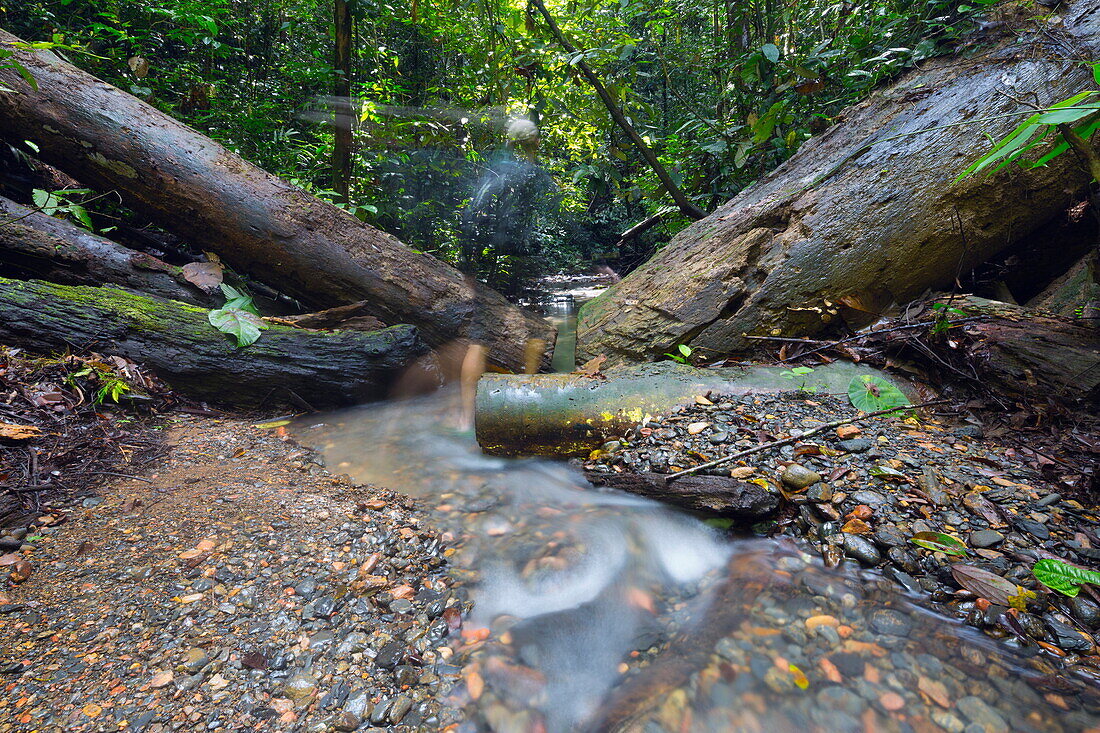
[677,344,692,357]
[909,531,968,557]
[847,375,909,412]
[761,43,780,63]
[69,204,93,230]
[1032,558,1100,597]
[208,307,267,347]
[1094,62,1100,86]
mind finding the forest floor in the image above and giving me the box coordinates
[0,414,466,732]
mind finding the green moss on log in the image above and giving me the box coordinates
[0,277,427,407]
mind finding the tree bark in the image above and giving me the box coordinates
[0,194,212,305]
[0,276,427,408]
[332,0,353,203]
[0,29,555,374]
[576,2,1100,366]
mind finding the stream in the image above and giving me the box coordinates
[291,280,1100,732]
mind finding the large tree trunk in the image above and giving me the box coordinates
[577,2,1100,366]
[0,195,211,305]
[0,30,554,373]
[0,276,426,408]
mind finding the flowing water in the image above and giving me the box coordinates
[291,283,1100,732]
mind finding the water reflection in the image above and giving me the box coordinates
[294,392,1100,732]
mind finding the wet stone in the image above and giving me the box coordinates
[842,534,881,566]
[294,577,319,600]
[282,670,319,705]
[870,609,912,637]
[1071,596,1100,627]
[969,530,1004,548]
[956,695,1009,733]
[375,641,405,669]
[806,483,833,502]
[1044,617,1093,652]
[838,438,873,453]
[873,525,905,548]
[781,464,821,490]
[1014,519,1050,540]
[851,490,888,506]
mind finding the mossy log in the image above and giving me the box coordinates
[577,1,1100,366]
[0,194,211,305]
[0,30,554,374]
[0,276,427,407]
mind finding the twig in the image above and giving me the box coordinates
[91,471,153,482]
[665,399,950,483]
[771,316,988,363]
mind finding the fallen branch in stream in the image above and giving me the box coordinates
[664,399,950,483]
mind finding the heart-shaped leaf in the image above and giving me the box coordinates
[1032,558,1100,597]
[909,531,967,557]
[848,375,909,413]
[209,307,266,348]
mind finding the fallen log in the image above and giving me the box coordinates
[583,471,778,517]
[0,276,426,407]
[0,30,554,373]
[0,194,211,305]
[475,361,911,457]
[890,296,1100,403]
[577,1,1100,366]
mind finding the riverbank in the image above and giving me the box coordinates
[0,415,464,732]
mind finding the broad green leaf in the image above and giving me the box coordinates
[869,465,906,480]
[910,531,968,557]
[208,307,267,347]
[847,375,909,412]
[69,205,93,230]
[1094,62,1100,86]
[1032,558,1100,597]
[761,43,780,62]
[1035,104,1100,126]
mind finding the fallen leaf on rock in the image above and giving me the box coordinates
[695,395,714,405]
[729,466,757,478]
[390,584,415,600]
[950,564,1020,606]
[841,518,872,535]
[0,423,42,441]
[150,670,174,688]
[242,651,268,670]
[847,505,873,520]
[575,355,606,378]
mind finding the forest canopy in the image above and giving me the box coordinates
[2,0,994,292]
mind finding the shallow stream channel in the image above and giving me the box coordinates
[291,281,1100,733]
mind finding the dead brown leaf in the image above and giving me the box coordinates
[181,262,224,292]
[0,423,42,441]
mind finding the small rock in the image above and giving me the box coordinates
[781,464,821,490]
[969,530,1004,549]
[838,438,873,453]
[282,671,319,705]
[1071,596,1100,627]
[870,609,912,637]
[956,695,1008,733]
[333,711,359,731]
[843,534,881,566]
[1014,519,1050,541]
[181,648,209,674]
